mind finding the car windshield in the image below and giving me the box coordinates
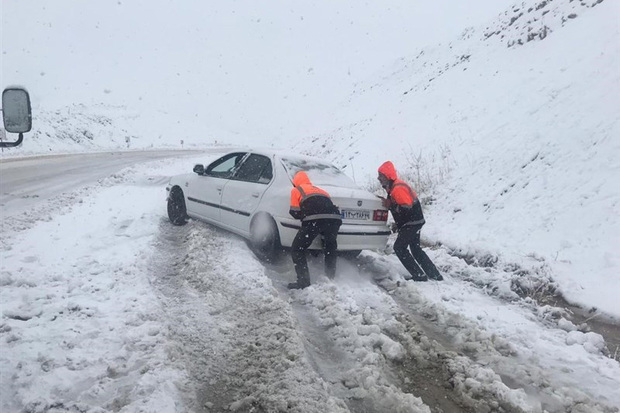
[281,157,358,189]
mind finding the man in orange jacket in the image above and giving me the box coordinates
[288,171,342,289]
[377,161,443,282]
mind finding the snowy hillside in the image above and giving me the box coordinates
[0,104,237,157]
[293,0,620,318]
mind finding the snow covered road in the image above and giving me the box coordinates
[0,151,204,219]
[1,156,619,412]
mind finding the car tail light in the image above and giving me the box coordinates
[373,210,388,221]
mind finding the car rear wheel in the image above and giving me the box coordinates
[250,213,281,262]
[167,187,188,226]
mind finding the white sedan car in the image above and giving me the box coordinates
[166,150,390,260]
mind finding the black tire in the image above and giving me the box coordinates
[339,250,362,259]
[167,186,188,226]
[250,213,281,262]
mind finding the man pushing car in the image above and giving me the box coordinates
[377,161,443,282]
[288,171,342,289]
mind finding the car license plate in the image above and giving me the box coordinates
[341,209,370,220]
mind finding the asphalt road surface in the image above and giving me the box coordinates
[0,150,206,218]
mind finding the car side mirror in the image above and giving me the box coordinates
[1,87,32,148]
[193,164,205,175]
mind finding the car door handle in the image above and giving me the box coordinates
[216,186,223,193]
[251,192,260,198]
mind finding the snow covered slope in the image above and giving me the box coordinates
[293,0,620,317]
[0,104,234,157]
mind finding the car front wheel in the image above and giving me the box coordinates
[167,187,188,226]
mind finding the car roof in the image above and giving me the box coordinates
[242,148,333,166]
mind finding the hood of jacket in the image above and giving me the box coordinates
[292,171,312,187]
[378,161,397,181]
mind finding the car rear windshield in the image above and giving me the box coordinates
[281,157,357,188]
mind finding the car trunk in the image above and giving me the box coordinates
[322,185,386,226]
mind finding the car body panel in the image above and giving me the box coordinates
[220,178,270,235]
[186,174,226,222]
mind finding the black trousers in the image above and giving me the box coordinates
[291,219,341,284]
[393,224,442,280]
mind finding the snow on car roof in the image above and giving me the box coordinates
[238,148,358,188]
[246,148,322,160]
[279,156,358,189]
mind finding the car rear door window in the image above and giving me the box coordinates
[234,154,273,184]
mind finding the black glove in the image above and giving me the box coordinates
[381,197,392,208]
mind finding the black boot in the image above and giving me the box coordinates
[288,281,310,290]
[428,273,443,281]
[410,245,443,281]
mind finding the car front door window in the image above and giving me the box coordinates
[206,152,247,178]
[219,154,272,234]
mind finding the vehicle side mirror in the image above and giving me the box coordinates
[1,87,32,148]
[193,164,205,175]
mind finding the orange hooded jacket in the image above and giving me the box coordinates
[290,171,341,222]
[378,161,425,227]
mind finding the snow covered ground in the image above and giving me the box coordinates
[0,155,620,412]
[2,0,619,411]
[1,155,618,412]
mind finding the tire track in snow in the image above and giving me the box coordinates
[151,220,348,413]
[344,256,532,412]
[296,255,529,413]
[264,256,488,413]
[151,222,233,412]
[264,261,432,413]
[155,219,432,412]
